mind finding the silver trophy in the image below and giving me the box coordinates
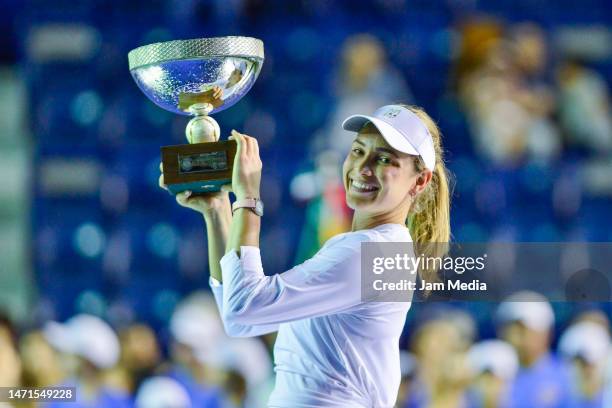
[128,36,264,194]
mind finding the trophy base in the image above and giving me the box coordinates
[166,179,231,195]
[161,140,237,195]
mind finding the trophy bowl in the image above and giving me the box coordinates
[128,36,264,194]
[128,36,264,116]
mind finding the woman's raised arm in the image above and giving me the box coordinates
[158,162,231,282]
[225,130,263,255]
[219,235,366,330]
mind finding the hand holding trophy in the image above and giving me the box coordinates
[128,36,264,195]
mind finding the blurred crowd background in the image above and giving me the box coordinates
[0,0,611,407]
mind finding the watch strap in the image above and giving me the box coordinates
[232,198,263,216]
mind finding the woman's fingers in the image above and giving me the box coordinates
[175,190,192,207]
[226,130,261,199]
[233,129,249,157]
[229,131,244,156]
[243,135,260,166]
[158,162,169,190]
[158,174,168,190]
[250,135,259,157]
[232,129,260,159]
[249,138,258,161]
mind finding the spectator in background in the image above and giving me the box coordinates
[558,320,610,407]
[511,23,550,81]
[509,23,560,161]
[110,323,162,394]
[467,340,519,408]
[291,149,353,262]
[166,292,226,408]
[317,33,413,158]
[41,314,132,408]
[572,309,610,330]
[495,291,573,408]
[194,337,273,408]
[557,58,612,154]
[458,20,561,166]
[404,310,475,408]
[220,370,247,408]
[452,17,504,90]
[0,315,21,389]
[19,330,66,388]
[167,292,273,407]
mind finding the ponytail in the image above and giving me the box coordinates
[402,106,452,284]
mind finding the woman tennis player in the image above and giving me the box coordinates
[159,104,450,407]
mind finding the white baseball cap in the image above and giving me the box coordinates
[135,376,191,408]
[559,321,610,366]
[496,291,555,332]
[43,314,120,369]
[195,337,272,387]
[170,291,224,349]
[342,104,436,171]
[468,340,519,380]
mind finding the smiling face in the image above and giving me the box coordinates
[342,123,427,221]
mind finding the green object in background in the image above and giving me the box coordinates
[0,68,34,323]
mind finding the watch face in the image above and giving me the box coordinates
[255,201,264,215]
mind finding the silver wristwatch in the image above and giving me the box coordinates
[232,198,264,216]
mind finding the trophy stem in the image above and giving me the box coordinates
[186,103,220,143]
[189,103,213,116]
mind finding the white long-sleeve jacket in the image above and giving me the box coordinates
[210,223,413,408]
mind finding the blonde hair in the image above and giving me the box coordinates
[402,105,452,284]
